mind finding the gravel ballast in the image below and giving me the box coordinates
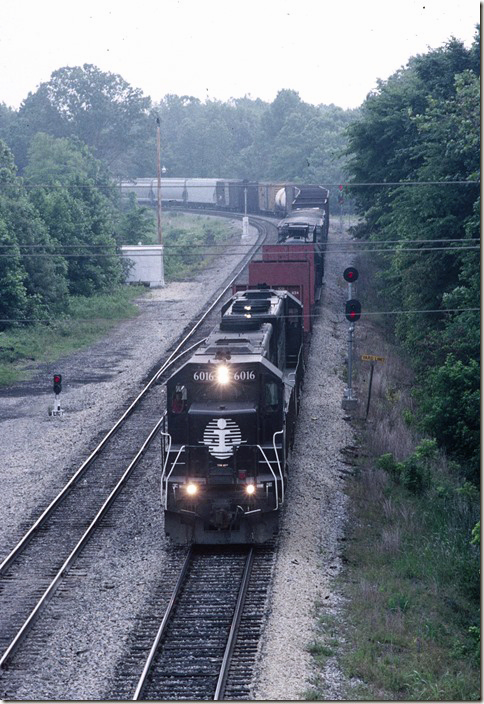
[0,220,354,700]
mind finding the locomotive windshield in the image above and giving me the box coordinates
[192,381,256,404]
[169,367,260,415]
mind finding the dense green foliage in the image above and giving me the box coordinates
[13,64,152,176]
[0,63,356,331]
[0,137,135,328]
[345,29,480,483]
[154,90,357,187]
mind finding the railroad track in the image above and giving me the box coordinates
[0,214,277,672]
[131,545,274,701]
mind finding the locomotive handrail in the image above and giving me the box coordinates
[160,428,172,504]
[256,445,280,510]
[273,429,285,504]
[162,445,186,510]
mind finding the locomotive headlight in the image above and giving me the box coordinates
[185,482,198,496]
[245,483,256,495]
[216,364,230,385]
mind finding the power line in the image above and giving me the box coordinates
[0,307,479,325]
[0,245,478,258]
[12,178,481,191]
[0,236,479,250]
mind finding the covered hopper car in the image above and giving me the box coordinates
[120,179,328,218]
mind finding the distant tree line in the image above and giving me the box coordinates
[0,65,356,329]
[345,29,480,483]
[0,64,357,184]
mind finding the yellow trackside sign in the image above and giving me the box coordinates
[361,354,385,362]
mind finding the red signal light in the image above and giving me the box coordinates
[345,299,361,322]
[53,374,62,395]
[343,267,359,282]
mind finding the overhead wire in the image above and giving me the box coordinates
[0,307,479,325]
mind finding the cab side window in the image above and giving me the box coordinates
[171,384,187,413]
[264,381,279,413]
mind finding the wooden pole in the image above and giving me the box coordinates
[156,117,162,246]
[365,362,375,419]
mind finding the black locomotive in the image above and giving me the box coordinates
[161,288,304,544]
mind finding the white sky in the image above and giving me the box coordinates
[0,0,480,110]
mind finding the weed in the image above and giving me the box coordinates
[0,286,142,385]
[319,252,481,700]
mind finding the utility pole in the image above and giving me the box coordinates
[156,116,165,286]
[242,179,249,236]
[156,117,163,246]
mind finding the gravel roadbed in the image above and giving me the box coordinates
[0,222,354,700]
[0,220,256,562]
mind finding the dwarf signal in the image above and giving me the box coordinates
[53,374,62,395]
[49,374,64,417]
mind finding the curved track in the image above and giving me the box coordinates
[0,214,277,670]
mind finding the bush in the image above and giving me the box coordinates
[377,440,435,494]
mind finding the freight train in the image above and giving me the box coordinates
[158,183,329,544]
[120,177,329,219]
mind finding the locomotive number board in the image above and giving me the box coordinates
[192,368,256,382]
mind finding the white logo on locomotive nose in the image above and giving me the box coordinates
[202,418,243,459]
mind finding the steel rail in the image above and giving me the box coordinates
[213,547,254,701]
[132,548,193,700]
[0,215,270,576]
[0,415,166,669]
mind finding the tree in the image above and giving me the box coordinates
[18,64,152,176]
[0,216,29,329]
[0,140,68,324]
[25,133,124,296]
[345,29,480,479]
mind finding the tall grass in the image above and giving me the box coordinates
[305,247,480,700]
[163,212,239,280]
[0,287,142,385]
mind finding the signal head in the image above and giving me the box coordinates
[343,267,359,282]
[53,374,62,395]
[345,299,362,322]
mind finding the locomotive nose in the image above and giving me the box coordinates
[211,506,233,530]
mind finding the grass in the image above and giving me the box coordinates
[0,286,143,385]
[305,247,480,700]
[162,211,240,281]
[307,438,480,701]
[0,213,239,386]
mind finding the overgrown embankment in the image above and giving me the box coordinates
[305,250,480,701]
